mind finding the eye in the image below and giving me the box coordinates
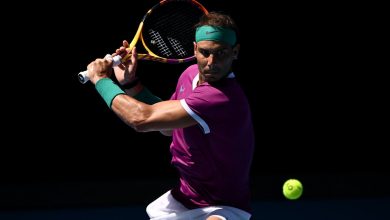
[199,49,211,57]
[215,50,227,57]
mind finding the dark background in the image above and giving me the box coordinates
[1,0,387,210]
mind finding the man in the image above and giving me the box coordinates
[86,12,254,220]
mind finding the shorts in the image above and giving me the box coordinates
[146,190,251,220]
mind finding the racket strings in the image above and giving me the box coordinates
[142,1,205,59]
[168,37,187,57]
[148,29,172,57]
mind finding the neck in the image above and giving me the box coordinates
[198,75,205,85]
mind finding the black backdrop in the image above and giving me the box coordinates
[1,0,388,208]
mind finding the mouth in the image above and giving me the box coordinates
[204,72,216,77]
[204,69,219,75]
[203,73,217,81]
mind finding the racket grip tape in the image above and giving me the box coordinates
[78,54,122,84]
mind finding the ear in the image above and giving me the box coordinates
[232,44,240,60]
[193,42,197,55]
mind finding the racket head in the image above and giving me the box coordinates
[138,0,209,63]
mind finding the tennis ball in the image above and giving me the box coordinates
[283,179,303,200]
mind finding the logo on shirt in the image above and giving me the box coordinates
[179,85,185,93]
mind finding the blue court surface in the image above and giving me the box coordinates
[1,176,389,220]
[1,198,389,220]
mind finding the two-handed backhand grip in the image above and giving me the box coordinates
[78,54,122,84]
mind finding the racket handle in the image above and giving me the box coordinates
[78,54,122,84]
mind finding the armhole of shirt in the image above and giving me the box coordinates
[180,99,210,134]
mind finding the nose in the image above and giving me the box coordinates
[206,54,216,66]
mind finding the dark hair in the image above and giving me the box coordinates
[195,11,240,44]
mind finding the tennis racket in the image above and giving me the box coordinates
[78,0,208,84]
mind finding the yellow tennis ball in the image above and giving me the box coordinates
[283,179,303,200]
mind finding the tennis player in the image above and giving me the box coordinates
[86,11,255,220]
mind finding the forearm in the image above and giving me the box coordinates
[94,78,145,130]
[127,85,172,136]
[113,82,174,134]
[112,94,193,132]
[111,95,187,133]
[95,78,175,134]
[111,94,151,132]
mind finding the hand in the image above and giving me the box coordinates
[113,40,138,85]
[86,57,113,85]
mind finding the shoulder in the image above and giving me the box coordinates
[177,64,199,84]
[190,83,229,106]
[184,63,198,72]
[181,64,198,78]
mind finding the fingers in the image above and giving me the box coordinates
[131,47,137,63]
[115,47,127,56]
[112,40,132,66]
[112,40,129,57]
[104,54,113,61]
[122,40,131,57]
[86,57,113,84]
[123,40,129,48]
[91,57,112,71]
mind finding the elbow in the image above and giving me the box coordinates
[131,119,163,133]
[126,103,165,133]
[126,104,152,132]
[160,130,173,136]
[130,117,150,132]
[132,123,149,132]
[131,116,155,132]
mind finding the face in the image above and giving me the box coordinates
[194,41,239,83]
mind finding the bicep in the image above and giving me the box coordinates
[140,100,197,132]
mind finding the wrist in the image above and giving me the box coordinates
[95,78,125,108]
[91,76,108,85]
